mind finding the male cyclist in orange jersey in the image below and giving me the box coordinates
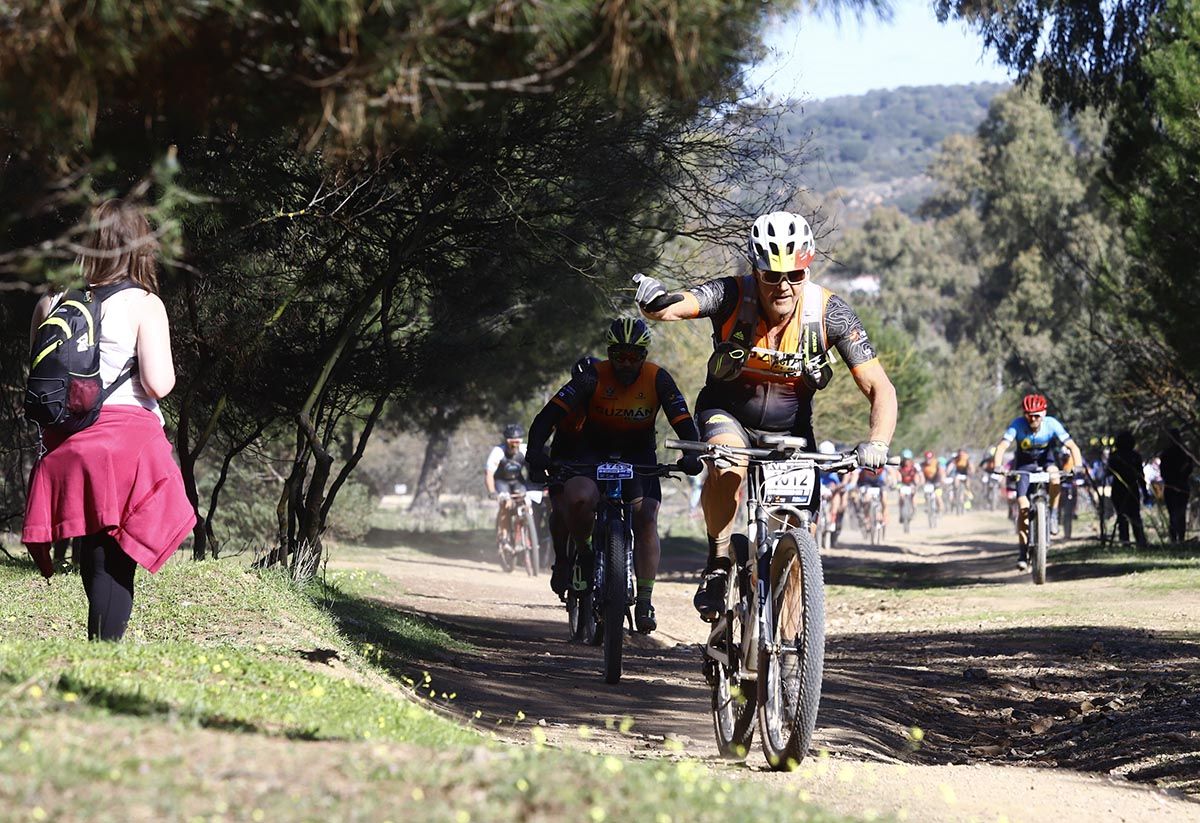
[920,450,945,513]
[632,210,898,620]
[526,318,702,633]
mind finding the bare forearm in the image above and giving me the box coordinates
[640,291,700,322]
[865,378,898,445]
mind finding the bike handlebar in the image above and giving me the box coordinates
[664,438,900,472]
[547,460,686,480]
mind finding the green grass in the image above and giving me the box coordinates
[0,554,850,823]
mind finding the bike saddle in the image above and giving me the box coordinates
[754,433,808,451]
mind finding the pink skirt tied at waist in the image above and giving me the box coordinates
[22,405,197,579]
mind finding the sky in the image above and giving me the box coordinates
[746,1,1013,100]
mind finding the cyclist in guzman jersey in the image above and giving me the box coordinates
[991,394,1085,570]
[526,318,702,633]
[632,211,898,620]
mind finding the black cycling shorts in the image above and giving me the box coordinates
[1012,462,1058,500]
[495,479,527,497]
[695,407,819,514]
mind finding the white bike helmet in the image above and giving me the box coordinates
[749,211,816,272]
[817,440,836,455]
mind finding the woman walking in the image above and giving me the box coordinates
[23,199,196,640]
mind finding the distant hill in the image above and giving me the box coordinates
[781,83,1008,217]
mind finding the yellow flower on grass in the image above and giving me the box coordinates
[309,685,326,698]
[602,756,623,774]
[516,778,529,793]
[30,808,47,821]
[62,692,78,703]
[411,788,424,802]
[454,811,470,823]
[589,807,606,822]
[251,811,265,822]
[27,685,43,699]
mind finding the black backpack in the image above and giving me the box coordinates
[24,281,141,433]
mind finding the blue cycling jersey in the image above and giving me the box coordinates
[1003,415,1072,466]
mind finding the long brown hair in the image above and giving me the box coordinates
[80,199,160,294]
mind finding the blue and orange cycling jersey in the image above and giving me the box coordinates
[1003,415,1072,466]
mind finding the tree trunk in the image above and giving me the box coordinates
[175,404,208,560]
[409,407,456,514]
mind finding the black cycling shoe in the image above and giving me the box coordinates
[550,563,571,600]
[634,602,657,634]
[693,568,728,622]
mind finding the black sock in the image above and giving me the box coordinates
[79,532,136,641]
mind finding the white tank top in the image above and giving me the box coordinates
[95,287,163,424]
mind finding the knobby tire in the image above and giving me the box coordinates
[712,534,756,759]
[1033,497,1049,585]
[602,522,629,684]
[757,529,825,771]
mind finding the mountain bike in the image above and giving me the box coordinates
[668,435,892,770]
[923,482,939,529]
[816,484,839,549]
[551,460,682,684]
[898,483,915,533]
[1003,469,1074,585]
[861,485,885,545]
[497,489,540,576]
[950,474,969,516]
[979,472,1001,511]
[1059,475,1079,540]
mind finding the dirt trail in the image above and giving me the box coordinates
[336,511,1200,823]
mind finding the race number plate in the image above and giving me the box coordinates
[762,461,816,505]
[1026,472,1050,483]
[596,462,634,481]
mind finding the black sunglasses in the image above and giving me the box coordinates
[756,268,807,285]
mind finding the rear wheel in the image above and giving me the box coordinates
[602,523,629,684]
[497,516,515,573]
[522,508,540,577]
[1032,497,1049,585]
[757,529,825,771]
[713,534,756,759]
[1061,491,1075,540]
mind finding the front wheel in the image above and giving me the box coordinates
[757,529,826,771]
[1032,497,1049,585]
[602,523,630,684]
[713,534,756,759]
[521,508,540,577]
[497,515,515,573]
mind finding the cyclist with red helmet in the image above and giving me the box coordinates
[991,394,1085,570]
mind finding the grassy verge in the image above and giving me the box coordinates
[0,555,847,822]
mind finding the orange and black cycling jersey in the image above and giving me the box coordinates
[921,461,940,481]
[528,360,699,458]
[689,276,879,432]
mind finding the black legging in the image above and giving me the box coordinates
[78,532,136,641]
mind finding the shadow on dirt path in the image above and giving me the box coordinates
[339,507,1200,820]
